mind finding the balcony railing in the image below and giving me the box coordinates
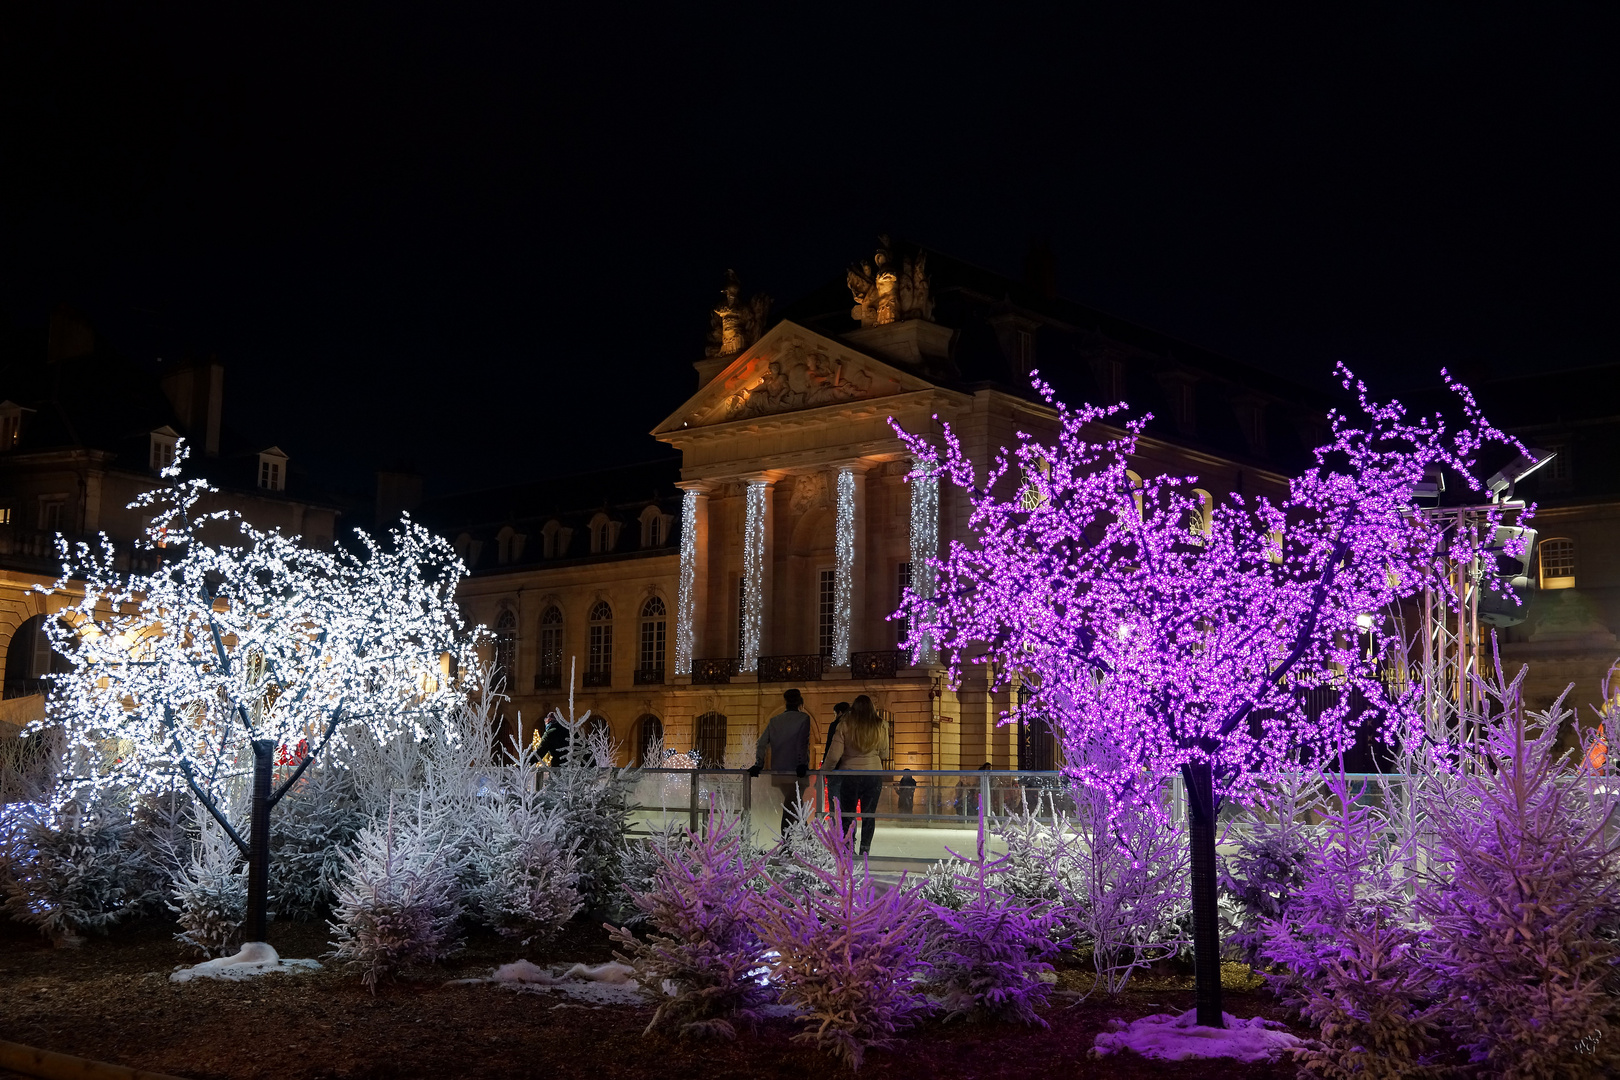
[692,657,736,685]
[633,665,666,685]
[582,669,612,687]
[850,650,905,679]
[757,654,823,683]
[533,672,562,691]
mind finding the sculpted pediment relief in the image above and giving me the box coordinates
[670,324,925,431]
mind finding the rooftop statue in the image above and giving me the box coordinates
[847,235,934,327]
[706,269,773,357]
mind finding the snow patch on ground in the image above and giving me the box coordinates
[447,959,648,1006]
[170,942,323,983]
[1091,1009,1304,1063]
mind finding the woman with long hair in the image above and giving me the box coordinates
[824,694,888,856]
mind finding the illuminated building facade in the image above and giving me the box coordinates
[435,241,1330,768]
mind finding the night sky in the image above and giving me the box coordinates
[3,3,1614,500]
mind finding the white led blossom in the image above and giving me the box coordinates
[907,458,939,664]
[740,480,767,671]
[675,488,698,675]
[35,443,481,941]
[832,467,856,667]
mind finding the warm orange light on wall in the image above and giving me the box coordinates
[1588,734,1608,771]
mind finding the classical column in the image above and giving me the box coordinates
[908,456,939,664]
[674,483,710,676]
[739,478,773,672]
[830,462,871,667]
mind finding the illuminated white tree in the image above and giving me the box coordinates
[35,444,480,944]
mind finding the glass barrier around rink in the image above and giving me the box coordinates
[619,768,1507,869]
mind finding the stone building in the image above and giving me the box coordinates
[428,240,1335,768]
[0,306,341,733]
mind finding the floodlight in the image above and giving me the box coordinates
[1486,448,1555,501]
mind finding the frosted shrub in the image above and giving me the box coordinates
[535,762,634,911]
[328,796,463,992]
[752,812,930,1069]
[919,856,970,911]
[1418,663,1620,1079]
[614,822,690,928]
[1262,773,1440,1079]
[609,804,770,1040]
[764,794,834,897]
[924,825,1066,1026]
[466,798,581,944]
[169,814,248,958]
[1,795,152,944]
[1220,771,1323,965]
[270,762,366,920]
[986,797,1074,908]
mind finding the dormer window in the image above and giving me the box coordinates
[257,447,288,492]
[0,402,27,451]
[589,513,620,554]
[149,427,178,472]
[639,505,672,547]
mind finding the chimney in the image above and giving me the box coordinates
[47,304,96,362]
[160,356,224,457]
[375,469,424,528]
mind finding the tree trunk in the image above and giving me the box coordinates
[244,739,275,943]
[1183,760,1224,1028]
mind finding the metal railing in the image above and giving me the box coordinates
[850,650,905,678]
[692,657,736,684]
[756,654,823,682]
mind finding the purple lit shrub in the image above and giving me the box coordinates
[1260,773,1441,1079]
[751,810,931,1069]
[608,803,771,1041]
[1417,660,1620,1079]
[923,823,1066,1026]
[1220,771,1322,966]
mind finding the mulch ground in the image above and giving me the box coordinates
[0,916,1309,1079]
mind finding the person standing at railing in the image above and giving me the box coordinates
[897,769,917,814]
[819,701,851,814]
[824,694,888,857]
[749,687,813,837]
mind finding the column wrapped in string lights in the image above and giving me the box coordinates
[908,457,939,664]
[831,466,856,666]
[740,479,768,672]
[674,487,698,675]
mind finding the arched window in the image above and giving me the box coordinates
[586,600,613,685]
[589,513,620,555]
[493,609,517,690]
[1125,470,1144,520]
[1540,537,1576,590]
[3,614,72,699]
[633,714,664,767]
[537,606,563,689]
[694,711,727,766]
[639,505,668,548]
[637,596,666,682]
[1188,488,1213,542]
[1020,715,1058,772]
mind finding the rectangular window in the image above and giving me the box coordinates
[1545,444,1572,490]
[0,508,10,525]
[539,626,563,681]
[588,623,612,675]
[1540,538,1576,589]
[818,568,836,656]
[896,561,913,647]
[259,460,281,490]
[40,499,64,531]
[640,614,666,671]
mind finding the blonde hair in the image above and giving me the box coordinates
[843,695,883,755]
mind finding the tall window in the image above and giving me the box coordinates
[587,600,613,683]
[149,432,176,472]
[634,714,664,766]
[493,610,517,690]
[818,568,836,656]
[639,596,666,675]
[1540,537,1576,590]
[695,711,727,766]
[896,561,913,647]
[537,606,563,688]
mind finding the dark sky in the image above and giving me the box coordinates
[3,3,1614,499]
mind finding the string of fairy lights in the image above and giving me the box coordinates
[740,479,767,672]
[674,487,698,676]
[832,467,856,667]
[908,458,939,664]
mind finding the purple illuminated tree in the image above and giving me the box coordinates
[894,366,1522,1026]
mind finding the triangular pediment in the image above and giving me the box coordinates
[653,321,936,434]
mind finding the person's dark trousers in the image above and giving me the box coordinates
[837,776,884,852]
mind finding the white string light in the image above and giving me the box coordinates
[909,458,939,664]
[832,467,856,666]
[675,488,698,675]
[741,479,767,672]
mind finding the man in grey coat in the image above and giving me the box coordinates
[750,687,813,836]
